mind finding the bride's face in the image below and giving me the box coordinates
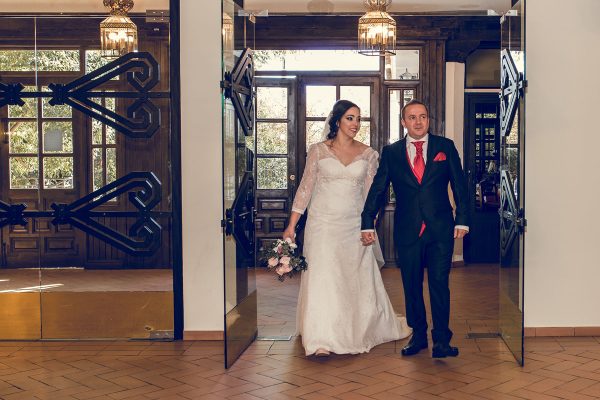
[337,106,361,139]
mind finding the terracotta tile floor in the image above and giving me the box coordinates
[2,264,600,399]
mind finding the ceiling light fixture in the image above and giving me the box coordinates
[358,0,396,56]
[100,0,138,58]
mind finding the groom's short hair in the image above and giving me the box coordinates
[401,100,429,120]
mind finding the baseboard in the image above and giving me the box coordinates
[525,327,600,337]
[382,260,465,268]
[183,330,224,340]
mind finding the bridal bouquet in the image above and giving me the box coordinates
[260,238,308,281]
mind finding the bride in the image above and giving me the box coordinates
[283,99,411,357]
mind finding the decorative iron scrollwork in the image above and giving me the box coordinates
[0,172,167,256]
[221,48,255,137]
[0,52,167,138]
[500,49,525,137]
[499,170,522,257]
[224,171,255,256]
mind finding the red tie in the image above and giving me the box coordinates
[412,141,425,183]
[412,141,426,237]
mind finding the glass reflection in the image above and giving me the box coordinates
[0,11,174,340]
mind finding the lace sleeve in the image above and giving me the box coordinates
[364,148,380,199]
[292,143,319,214]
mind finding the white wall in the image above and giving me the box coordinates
[445,62,465,158]
[525,0,600,327]
[445,62,466,262]
[181,0,224,332]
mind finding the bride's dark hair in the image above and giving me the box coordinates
[326,99,360,140]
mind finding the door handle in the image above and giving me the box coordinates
[221,208,233,236]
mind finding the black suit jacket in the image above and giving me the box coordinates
[361,134,469,246]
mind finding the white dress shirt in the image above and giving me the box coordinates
[406,133,429,167]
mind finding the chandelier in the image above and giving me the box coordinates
[100,0,138,58]
[358,0,396,56]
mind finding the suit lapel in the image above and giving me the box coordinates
[421,134,437,183]
[397,138,420,186]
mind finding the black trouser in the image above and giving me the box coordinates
[396,229,454,344]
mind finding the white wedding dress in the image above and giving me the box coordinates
[292,142,412,356]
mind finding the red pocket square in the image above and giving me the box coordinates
[433,152,446,161]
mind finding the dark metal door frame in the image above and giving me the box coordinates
[499,0,527,365]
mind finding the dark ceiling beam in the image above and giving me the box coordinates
[254,15,500,62]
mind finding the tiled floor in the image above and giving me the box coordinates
[2,265,600,399]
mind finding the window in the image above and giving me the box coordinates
[7,84,74,189]
[91,95,118,196]
[384,50,420,80]
[388,88,415,144]
[2,48,119,192]
[256,86,289,190]
[305,84,372,147]
[255,50,379,71]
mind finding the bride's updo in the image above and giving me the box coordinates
[326,99,360,140]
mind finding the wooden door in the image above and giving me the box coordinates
[0,76,85,268]
[254,77,297,253]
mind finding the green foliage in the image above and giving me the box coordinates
[0,50,79,71]
[253,50,288,70]
[257,123,287,154]
[9,122,38,153]
[257,158,287,190]
[10,157,38,189]
[44,157,73,189]
[2,49,119,193]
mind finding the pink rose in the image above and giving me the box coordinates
[280,256,291,265]
[277,245,283,254]
[268,257,279,267]
[276,264,293,276]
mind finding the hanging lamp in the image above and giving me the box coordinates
[100,0,138,58]
[358,0,396,56]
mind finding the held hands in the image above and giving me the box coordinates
[454,228,468,239]
[361,231,376,246]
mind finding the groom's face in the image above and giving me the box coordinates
[401,104,429,140]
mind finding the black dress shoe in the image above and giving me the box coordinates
[432,343,459,358]
[401,336,428,356]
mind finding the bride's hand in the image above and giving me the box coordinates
[283,226,296,243]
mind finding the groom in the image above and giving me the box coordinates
[361,100,469,358]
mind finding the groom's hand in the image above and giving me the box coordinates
[454,228,468,239]
[361,231,376,246]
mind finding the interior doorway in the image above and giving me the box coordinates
[464,92,501,264]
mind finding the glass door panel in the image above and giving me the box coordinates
[0,17,42,339]
[0,8,175,340]
[223,0,257,368]
[36,14,174,339]
[499,0,526,365]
